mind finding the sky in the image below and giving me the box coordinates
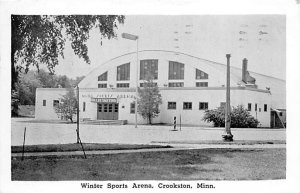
[54,15,286,80]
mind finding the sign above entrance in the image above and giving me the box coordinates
[91,98,117,103]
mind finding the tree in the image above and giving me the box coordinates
[137,74,162,124]
[70,76,85,87]
[202,105,259,128]
[54,88,77,123]
[11,15,125,114]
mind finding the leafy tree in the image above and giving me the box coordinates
[70,76,85,87]
[56,75,72,88]
[203,105,259,128]
[137,74,162,124]
[17,71,43,105]
[54,88,77,123]
[11,15,125,114]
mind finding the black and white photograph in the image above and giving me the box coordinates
[1,0,300,192]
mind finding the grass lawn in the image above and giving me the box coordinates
[11,148,285,181]
[11,143,172,153]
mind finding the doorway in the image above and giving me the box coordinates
[97,103,119,120]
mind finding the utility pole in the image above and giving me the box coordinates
[222,54,233,141]
[76,86,80,143]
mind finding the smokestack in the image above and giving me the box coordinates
[242,58,248,83]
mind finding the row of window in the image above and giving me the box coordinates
[248,103,268,112]
[43,100,269,113]
[167,102,208,110]
[97,60,209,82]
[98,82,208,88]
[42,100,59,107]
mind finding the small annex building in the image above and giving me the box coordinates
[35,50,286,127]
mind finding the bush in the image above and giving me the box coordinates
[203,105,259,128]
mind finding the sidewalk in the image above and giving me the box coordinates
[11,142,286,158]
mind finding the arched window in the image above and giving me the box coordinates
[117,63,130,81]
[169,61,184,80]
[98,71,108,81]
[196,69,208,79]
[140,59,158,80]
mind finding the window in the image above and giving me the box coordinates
[115,104,119,113]
[196,69,208,79]
[279,112,283,116]
[130,102,135,114]
[98,84,107,88]
[199,102,208,110]
[53,100,59,107]
[255,103,257,111]
[117,63,130,81]
[98,71,108,81]
[168,102,176,109]
[43,100,46,106]
[196,82,208,87]
[248,103,252,111]
[103,104,108,112]
[169,61,184,80]
[183,102,192,110]
[98,104,102,112]
[264,104,268,112]
[108,104,113,112]
[83,102,86,112]
[168,82,184,87]
[140,82,157,87]
[117,83,130,88]
[140,59,158,80]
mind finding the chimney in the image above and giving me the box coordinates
[242,58,248,83]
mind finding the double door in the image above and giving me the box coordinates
[97,103,119,120]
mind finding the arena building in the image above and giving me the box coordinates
[35,50,286,127]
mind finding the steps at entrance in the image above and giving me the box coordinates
[81,119,127,125]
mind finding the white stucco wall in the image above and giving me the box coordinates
[35,88,69,120]
[35,87,271,127]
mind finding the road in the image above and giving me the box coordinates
[11,118,286,146]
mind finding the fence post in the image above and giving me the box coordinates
[22,127,27,161]
[173,116,176,131]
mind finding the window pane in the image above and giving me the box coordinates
[168,82,184,87]
[117,83,129,88]
[98,104,102,112]
[248,103,252,111]
[169,61,184,80]
[104,104,108,112]
[117,63,130,81]
[183,102,192,110]
[140,60,158,80]
[196,82,208,87]
[168,102,176,109]
[109,104,113,112]
[199,102,208,110]
[98,84,107,88]
[98,71,108,81]
[264,104,268,112]
[196,69,208,79]
[130,102,135,114]
[53,100,59,107]
[115,104,118,112]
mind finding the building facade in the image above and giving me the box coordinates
[35,50,286,127]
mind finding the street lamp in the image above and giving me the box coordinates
[122,33,139,128]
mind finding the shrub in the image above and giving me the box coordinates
[203,105,259,128]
